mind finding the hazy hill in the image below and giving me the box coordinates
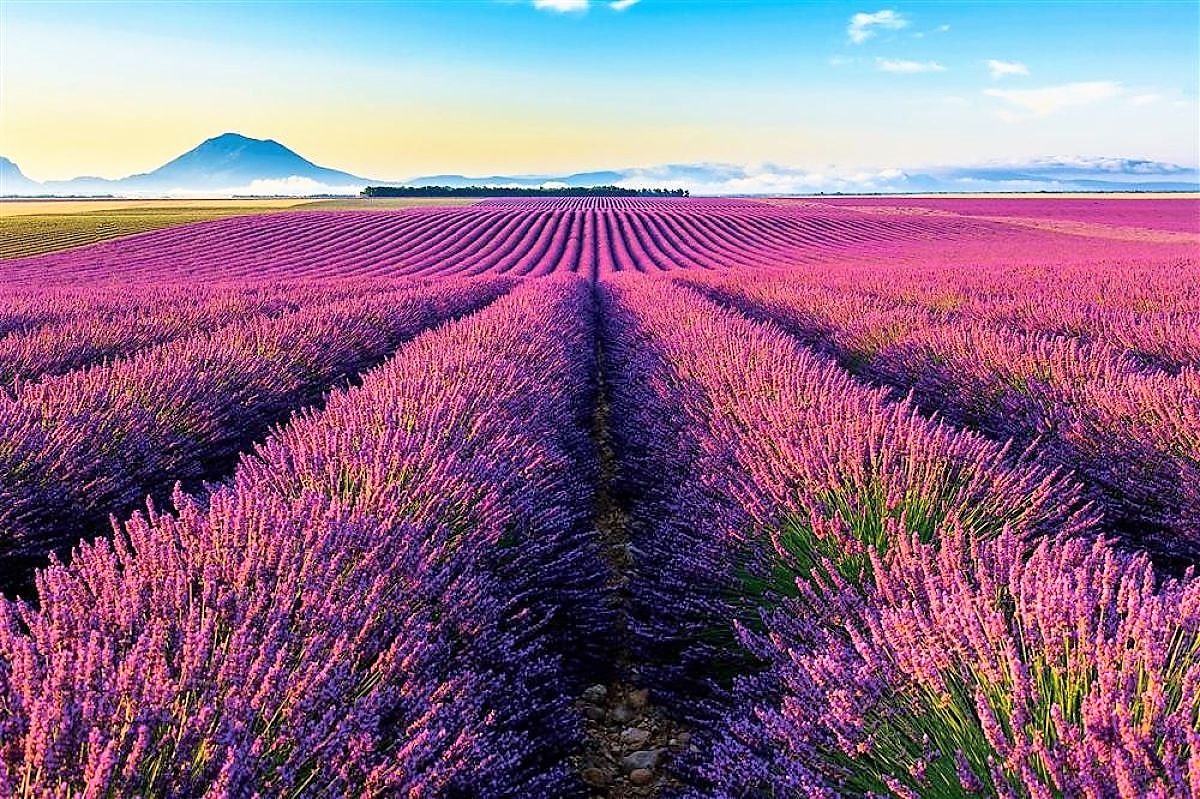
[4,134,373,196]
[0,157,45,195]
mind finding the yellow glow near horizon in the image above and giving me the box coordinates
[3,100,824,183]
[4,15,794,181]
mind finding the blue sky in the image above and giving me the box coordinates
[2,1,1197,182]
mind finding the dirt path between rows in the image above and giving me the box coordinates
[572,333,690,797]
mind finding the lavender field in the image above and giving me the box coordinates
[0,196,1198,798]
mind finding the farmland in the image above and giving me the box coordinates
[0,195,1198,798]
[0,198,479,259]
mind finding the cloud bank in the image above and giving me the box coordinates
[987,59,1030,79]
[616,158,1198,195]
[529,0,639,11]
[532,0,589,12]
[876,58,945,74]
[985,81,1123,120]
[847,9,908,44]
[396,158,1198,196]
[108,176,370,199]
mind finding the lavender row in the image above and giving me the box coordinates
[683,272,1200,561]
[0,279,389,344]
[0,277,510,583]
[809,255,1200,372]
[0,275,611,796]
[0,284,201,340]
[954,296,1200,373]
[914,264,1200,373]
[702,524,1200,798]
[596,275,1091,711]
[761,231,1200,371]
[0,280,394,388]
[0,203,991,285]
[598,276,1199,796]
[231,273,612,682]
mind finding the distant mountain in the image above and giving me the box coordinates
[0,157,45,195]
[3,133,374,197]
[912,157,1200,193]
[2,135,1196,197]
[125,132,369,190]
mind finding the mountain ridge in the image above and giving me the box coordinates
[3,134,1197,197]
[3,133,375,197]
[0,157,43,194]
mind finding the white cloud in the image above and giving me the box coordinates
[529,0,638,12]
[984,81,1122,119]
[1130,93,1162,106]
[911,23,948,39]
[987,59,1029,79]
[876,58,946,74]
[613,163,915,195]
[847,9,908,44]
[533,0,589,11]
[234,177,367,196]
[127,176,368,199]
[608,157,1197,196]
